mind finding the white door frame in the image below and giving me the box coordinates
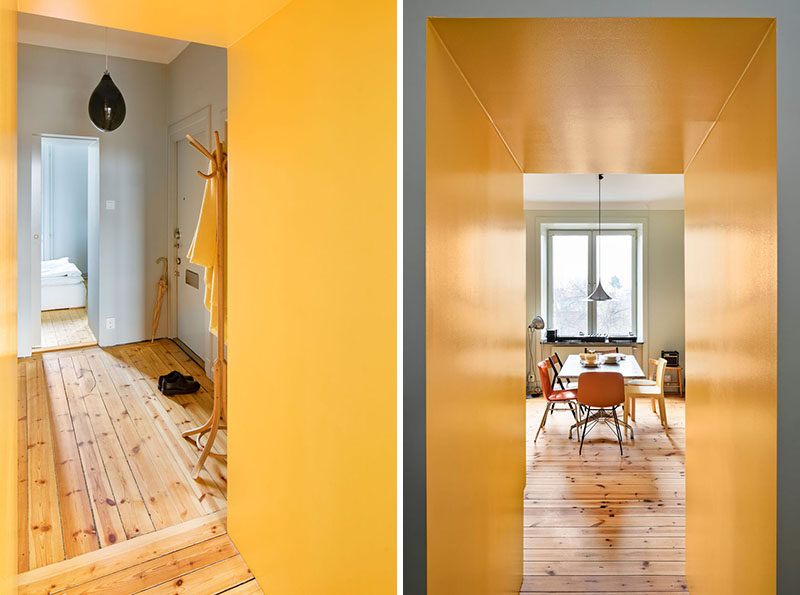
[28,133,99,353]
[29,138,42,348]
[166,106,212,372]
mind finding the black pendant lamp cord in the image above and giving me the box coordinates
[105,27,108,73]
[598,173,603,284]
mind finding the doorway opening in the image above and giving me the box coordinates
[425,17,776,594]
[33,135,99,351]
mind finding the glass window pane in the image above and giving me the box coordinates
[551,234,588,335]
[596,234,634,335]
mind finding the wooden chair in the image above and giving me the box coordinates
[535,360,579,442]
[624,358,668,434]
[626,358,658,418]
[575,371,626,455]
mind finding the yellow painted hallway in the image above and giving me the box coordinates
[1,0,396,593]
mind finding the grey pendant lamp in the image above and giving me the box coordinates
[587,173,612,301]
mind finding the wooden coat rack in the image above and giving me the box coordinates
[182,130,227,480]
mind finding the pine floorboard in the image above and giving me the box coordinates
[39,307,96,350]
[17,511,261,595]
[17,339,228,575]
[523,395,688,593]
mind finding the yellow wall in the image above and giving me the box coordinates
[0,1,15,591]
[684,25,776,595]
[426,23,525,595]
[17,0,290,47]
[226,1,396,593]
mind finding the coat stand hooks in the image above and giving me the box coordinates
[181,130,227,480]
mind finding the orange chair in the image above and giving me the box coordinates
[575,371,626,455]
[535,360,579,442]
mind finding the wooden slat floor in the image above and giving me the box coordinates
[18,339,228,576]
[17,511,262,594]
[40,307,96,350]
[523,396,688,594]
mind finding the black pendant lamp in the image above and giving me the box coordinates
[88,28,126,132]
[587,173,612,301]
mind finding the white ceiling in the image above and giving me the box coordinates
[18,12,190,64]
[524,174,684,210]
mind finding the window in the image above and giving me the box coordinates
[546,228,638,336]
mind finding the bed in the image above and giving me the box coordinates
[41,257,86,310]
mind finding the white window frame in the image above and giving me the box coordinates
[543,223,642,338]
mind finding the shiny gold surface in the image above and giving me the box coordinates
[684,25,776,595]
[0,1,15,591]
[432,18,773,173]
[426,24,525,594]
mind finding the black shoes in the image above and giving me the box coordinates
[158,370,200,396]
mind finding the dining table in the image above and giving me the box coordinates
[558,353,646,380]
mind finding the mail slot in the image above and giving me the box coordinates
[185,268,200,289]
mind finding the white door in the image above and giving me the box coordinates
[175,137,211,363]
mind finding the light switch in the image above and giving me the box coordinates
[105,200,116,210]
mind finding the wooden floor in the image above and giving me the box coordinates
[40,308,96,349]
[523,396,688,593]
[17,339,230,578]
[17,511,261,594]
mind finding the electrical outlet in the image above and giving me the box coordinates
[105,200,115,210]
[105,317,116,330]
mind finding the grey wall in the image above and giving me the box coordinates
[404,2,800,593]
[167,42,227,139]
[18,43,168,352]
[43,138,89,275]
[525,209,686,364]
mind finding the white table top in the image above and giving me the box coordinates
[559,353,646,379]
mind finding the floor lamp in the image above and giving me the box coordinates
[527,315,545,396]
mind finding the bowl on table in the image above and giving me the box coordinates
[602,353,625,365]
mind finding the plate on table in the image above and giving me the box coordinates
[580,361,600,368]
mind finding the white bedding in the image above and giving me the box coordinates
[42,257,82,279]
[41,258,86,310]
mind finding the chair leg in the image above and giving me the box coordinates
[568,401,580,425]
[631,396,636,421]
[579,406,591,455]
[534,401,551,442]
[569,403,585,439]
[623,395,629,437]
[651,398,656,413]
[611,406,624,456]
[658,392,669,434]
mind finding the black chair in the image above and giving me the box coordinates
[548,352,576,390]
[584,346,619,354]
